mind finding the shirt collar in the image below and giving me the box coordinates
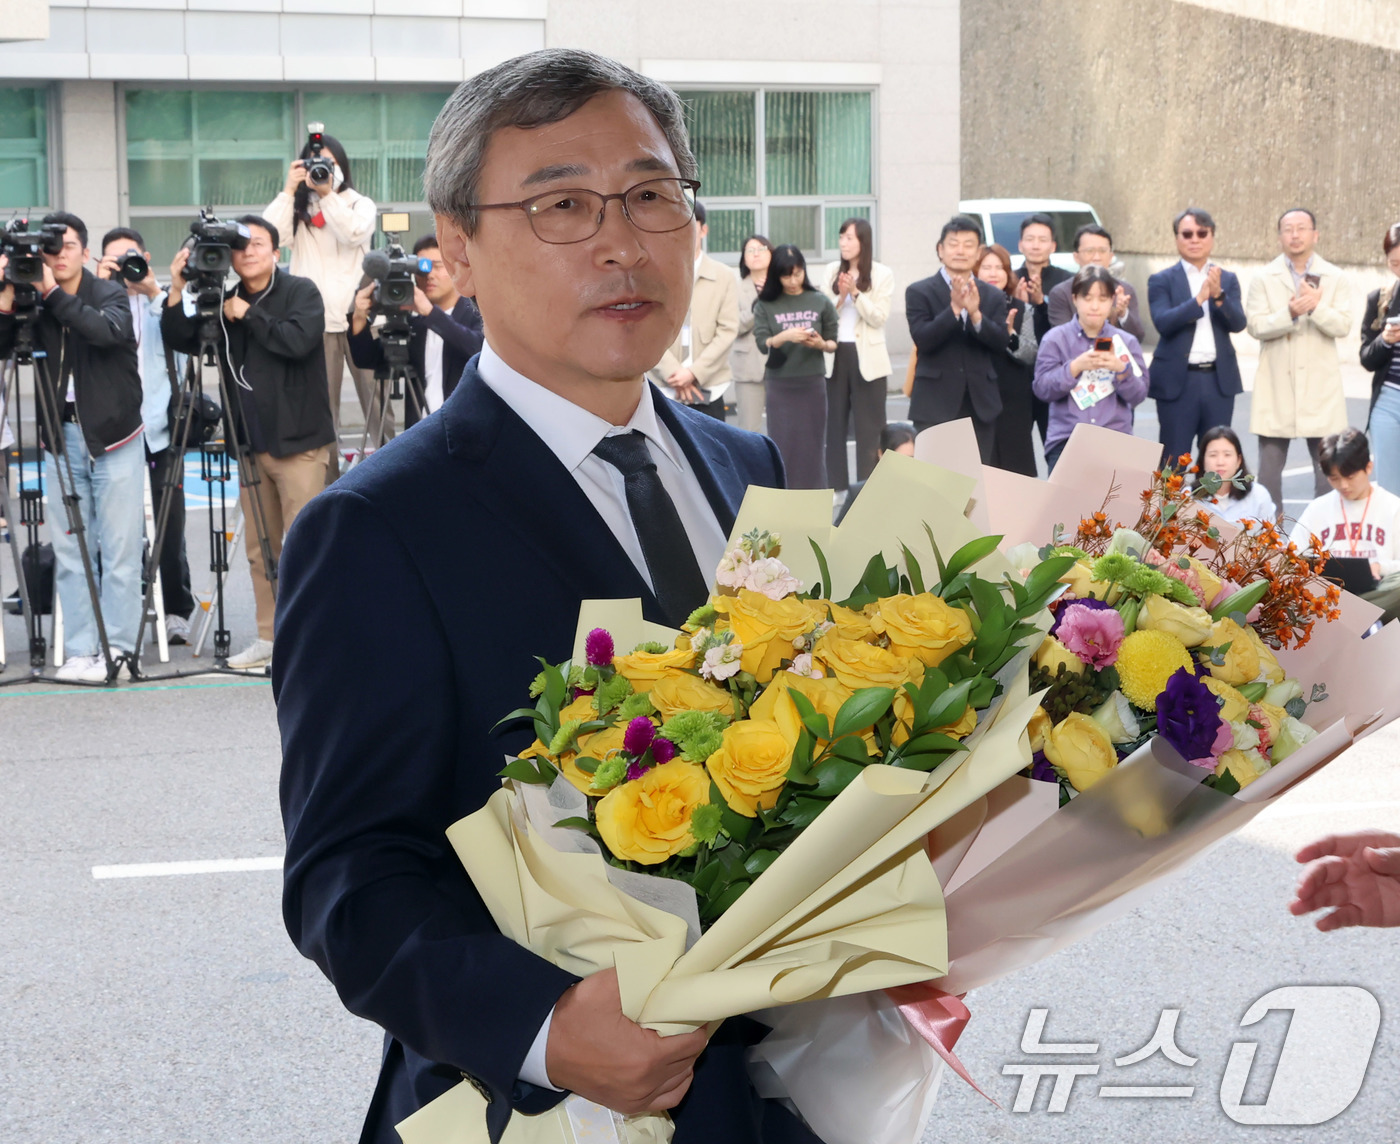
[476,341,684,475]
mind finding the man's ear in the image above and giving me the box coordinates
[435,214,475,299]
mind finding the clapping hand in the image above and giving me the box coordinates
[1112,285,1131,322]
[1024,271,1044,305]
[1290,281,1322,317]
[1206,264,1223,300]
[1290,830,1400,930]
[953,275,982,323]
[1012,276,1030,303]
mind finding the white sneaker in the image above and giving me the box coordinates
[227,638,274,670]
[165,613,191,645]
[56,654,105,682]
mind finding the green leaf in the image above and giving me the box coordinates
[1211,768,1241,795]
[779,796,827,830]
[574,756,600,774]
[543,661,568,712]
[1023,555,1079,609]
[925,678,975,729]
[890,751,950,771]
[554,816,593,832]
[924,524,948,584]
[943,535,1003,581]
[499,758,554,785]
[810,538,835,602]
[786,728,818,785]
[1311,683,1330,704]
[831,686,896,738]
[1237,681,1269,703]
[492,706,548,734]
[966,576,1004,621]
[901,544,926,595]
[704,881,751,919]
[828,734,873,765]
[743,849,781,877]
[712,781,755,843]
[788,687,832,742]
[1285,697,1307,719]
[812,757,865,798]
[898,731,970,754]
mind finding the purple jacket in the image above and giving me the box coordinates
[1032,318,1149,452]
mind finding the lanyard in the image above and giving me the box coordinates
[1339,490,1372,556]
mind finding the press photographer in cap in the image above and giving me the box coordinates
[347,231,483,425]
[160,213,335,672]
[97,226,195,646]
[0,210,145,683]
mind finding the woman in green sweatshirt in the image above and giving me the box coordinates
[753,244,839,488]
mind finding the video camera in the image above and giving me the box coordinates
[362,213,430,313]
[2,217,66,288]
[182,209,251,319]
[305,122,334,187]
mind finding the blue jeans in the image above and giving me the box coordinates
[1371,385,1400,498]
[45,423,146,656]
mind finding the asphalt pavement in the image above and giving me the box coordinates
[1,359,1396,1142]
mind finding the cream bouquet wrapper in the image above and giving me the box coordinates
[395,460,1062,1144]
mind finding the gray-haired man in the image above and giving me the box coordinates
[274,49,811,1144]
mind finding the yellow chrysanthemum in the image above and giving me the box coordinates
[1116,629,1195,710]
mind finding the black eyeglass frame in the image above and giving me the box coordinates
[461,177,703,245]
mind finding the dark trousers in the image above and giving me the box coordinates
[1044,438,1067,473]
[1157,369,1235,469]
[147,446,195,620]
[691,393,727,421]
[1258,435,1328,513]
[913,392,996,465]
[825,343,887,489]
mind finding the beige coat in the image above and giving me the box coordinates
[820,259,895,381]
[649,253,739,402]
[730,273,768,383]
[1246,253,1356,439]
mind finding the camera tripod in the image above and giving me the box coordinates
[349,312,424,468]
[0,286,124,687]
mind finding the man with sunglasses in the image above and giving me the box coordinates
[1147,207,1246,467]
[274,49,799,1144]
[347,234,483,426]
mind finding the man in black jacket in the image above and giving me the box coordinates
[906,215,1010,462]
[161,214,334,671]
[0,210,144,683]
[347,233,483,428]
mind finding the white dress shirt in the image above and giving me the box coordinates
[423,323,445,414]
[476,341,728,1089]
[1180,260,1218,365]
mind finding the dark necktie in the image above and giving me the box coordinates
[591,430,709,627]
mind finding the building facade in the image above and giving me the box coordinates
[0,0,961,357]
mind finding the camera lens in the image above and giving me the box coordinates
[117,251,149,283]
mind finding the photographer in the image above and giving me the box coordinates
[347,234,482,426]
[98,227,194,645]
[263,131,380,480]
[0,211,144,682]
[161,215,334,671]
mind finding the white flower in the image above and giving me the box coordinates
[1228,719,1261,754]
[701,642,743,681]
[742,556,802,600]
[1089,690,1140,744]
[1263,678,1303,709]
[715,546,752,589]
[1106,528,1150,558]
[1005,542,1042,574]
[788,652,824,679]
[1272,716,1319,764]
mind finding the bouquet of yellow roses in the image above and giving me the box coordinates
[395,457,1067,1144]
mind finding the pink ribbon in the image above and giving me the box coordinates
[885,983,1001,1107]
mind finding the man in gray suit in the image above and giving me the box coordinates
[1046,223,1145,341]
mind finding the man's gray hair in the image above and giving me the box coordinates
[424,49,698,234]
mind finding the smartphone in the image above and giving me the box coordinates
[1304,273,1321,288]
[1094,337,1113,352]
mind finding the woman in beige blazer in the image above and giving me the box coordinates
[821,217,894,490]
[731,235,773,433]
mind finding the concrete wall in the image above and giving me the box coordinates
[550,0,963,360]
[962,0,1400,268]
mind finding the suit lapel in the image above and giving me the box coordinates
[651,383,746,537]
[440,366,659,615]
[1170,262,1190,304]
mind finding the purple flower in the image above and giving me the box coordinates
[1056,602,1126,669]
[623,716,656,756]
[1029,751,1058,784]
[1048,597,1114,639]
[651,736,677,764]
[625,760,647,782]
[1156,667,1222,767]
[585,628,615,666]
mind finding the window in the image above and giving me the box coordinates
[0,86,51,210]
[988,210,1098,253]
[676,88,874,263]
[123,87,453,266]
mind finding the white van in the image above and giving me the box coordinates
[957,198,1103,273]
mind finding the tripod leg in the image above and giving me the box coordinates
[142,465,169,664]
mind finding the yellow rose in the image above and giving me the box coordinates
[1034,635,1086,678]
[595,761,711,864]
[1138,594,1213,647]
[1202,676,1250,724]
[749,670,853,747]
[706,718,794,817]
[1044,712,1118,792]
[558,695,598,723]
[1028,705,1052,753]
[1214,747,1271,791]
[1187,558,1223,609]
[1206,618,1261,686]
[648,673,737,722]
[713,589,817,683]
[825,601,875,642]
[612,646,697,692]
[1245,625,1286,684]
[868,593,974,667]
[813,632,925,692]
[1061,560,1123,604]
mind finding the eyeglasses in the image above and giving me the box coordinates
[463,177,701,245]
[1178,229,1212,240]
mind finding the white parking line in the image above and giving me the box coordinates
[92,856,283,879]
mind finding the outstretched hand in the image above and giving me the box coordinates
[1290,829,1400,930]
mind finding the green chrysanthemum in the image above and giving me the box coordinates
[593,673,633,716]
[590,756,628,792]
[549,719,583,756]
[658,710,727,762]
[689,801,723,845]
[632,640,670,655]
[615,691,656,721]
[686,603,719,629]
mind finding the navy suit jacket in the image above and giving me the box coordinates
[1146,263,1247,402]
[274,361,812,1144]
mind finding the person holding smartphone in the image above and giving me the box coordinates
[1360,223,1400,495]
[1032,265,1148,472]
